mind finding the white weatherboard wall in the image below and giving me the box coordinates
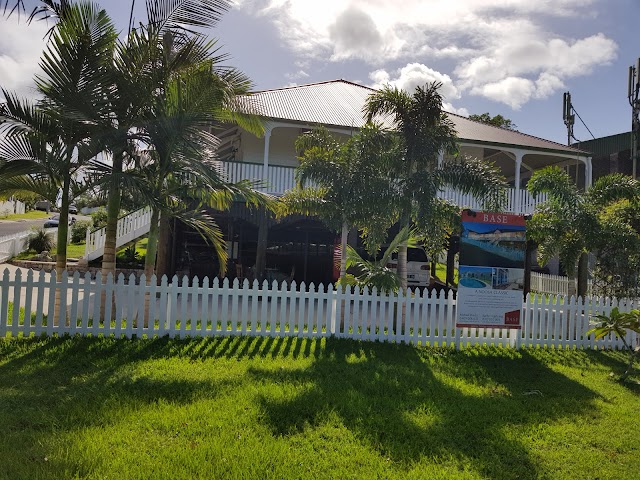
[0,269,636,351]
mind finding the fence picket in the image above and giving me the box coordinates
[0,268,636,352]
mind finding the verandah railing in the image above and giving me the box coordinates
[0,269,635,350]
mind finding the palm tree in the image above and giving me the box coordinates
[132,60,267,281]
[364,82,506,291]
[0,1,116,275]
[279,125,399,280]
[528,167,640,297]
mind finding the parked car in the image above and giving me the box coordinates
[34,200,51,212]
[68,204,78,214]
[386,247,431,288]
[44,215,76,228]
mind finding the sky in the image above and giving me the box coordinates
[1,0,637,145]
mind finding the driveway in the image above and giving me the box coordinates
[0,219,48,237]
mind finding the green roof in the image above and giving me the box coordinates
[573,132,632,157]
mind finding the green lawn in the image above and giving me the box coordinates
[435,262,458,285]
[0,336,638,480]
[0,210,49,220]
[12,242,86,261]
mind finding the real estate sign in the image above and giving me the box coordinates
[456,211,526,329]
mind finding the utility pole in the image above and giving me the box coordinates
[628,58,640,179]
[562,92,575,147]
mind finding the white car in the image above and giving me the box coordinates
[386,247,431,287]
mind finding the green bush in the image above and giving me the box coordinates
[90,208,108,230]
[71,220,92,243]
[27,228,54,253]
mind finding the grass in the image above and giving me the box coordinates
[12,242,86,261]
[0,210,49,221]
[0,336,638,479]
[435,262,458,285]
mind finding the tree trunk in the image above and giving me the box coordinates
[577,252,589,298]
[255,207,269,282]
[100,153,123,321]
[340,221,348,279]
[53,173,71,326]
[155,213,172,281]
[143,208,160,327]
[101,153,123,279]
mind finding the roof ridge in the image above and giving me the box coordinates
[249,79,375,95]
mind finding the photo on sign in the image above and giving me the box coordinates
[459,266,525,291]
[459,220,526,269]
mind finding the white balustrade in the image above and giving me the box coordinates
[84,207,152,261]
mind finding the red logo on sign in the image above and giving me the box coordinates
[504,310,521,325]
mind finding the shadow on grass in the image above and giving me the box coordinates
[0,335,631,479]
[246,340,606,480]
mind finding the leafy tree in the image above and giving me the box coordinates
[528,168,640,297]
[468,112,517,130]
[364,82,507,291]
[279,125,399,280]
[0,1,116,275]
[588,307,640,381]
[337,226,418,294]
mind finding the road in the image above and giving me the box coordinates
[0,215,92,238]
[0,219,50,237]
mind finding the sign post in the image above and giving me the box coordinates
[456,211,526,331]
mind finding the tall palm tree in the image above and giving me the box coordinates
[364,82,506,291]
[0,1,116,275]
[528,167,640,297]
[133,60,267,281]
[279,125,399,280]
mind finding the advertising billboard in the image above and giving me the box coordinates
[456,211,526,329]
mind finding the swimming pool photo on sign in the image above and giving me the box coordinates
[458,266,493,289]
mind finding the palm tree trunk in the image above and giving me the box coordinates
[577,252,589,298]
[143,208,160,327]
[100,152,123,320]
[101,152,123,279]
[339,220,348,279]
[155,213,172,280]
[397,218,409,293]
[53,172,71,326]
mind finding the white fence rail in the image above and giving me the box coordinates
[1,269,635,350]
[0,229,57,263]
[84,208,152,261]
[531,272,593,296]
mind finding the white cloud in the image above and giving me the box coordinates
[0,19,48,101]
[369,63,460,100]
[236,0,617,109]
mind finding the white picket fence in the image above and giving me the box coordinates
[84,208,152,261]
[531,272,593,296]
[0,268,635,350]
[0,229,58,263]
[0,199,26,216]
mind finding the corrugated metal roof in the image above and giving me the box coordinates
[573,132,632,157]
[243,79,588,156]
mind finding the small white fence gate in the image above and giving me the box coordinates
[0,269,636,350]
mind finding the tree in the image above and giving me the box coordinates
[588,307,640,381]
[364,82,507,291]
[133,60,268,281]
[527,167,640,297]
[278,125,399,280]
[468,112,517,130]
[0,1,116,275]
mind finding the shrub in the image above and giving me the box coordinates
[90,208,108,230]
[71,220,92,243]
[27,228,54,253]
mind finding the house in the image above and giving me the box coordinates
[573,131,636,185]
[166,80,591,284]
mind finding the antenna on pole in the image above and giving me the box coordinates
[562,92,575,147]
[628,57,640,179]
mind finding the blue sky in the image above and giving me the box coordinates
[1,0,637,145]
